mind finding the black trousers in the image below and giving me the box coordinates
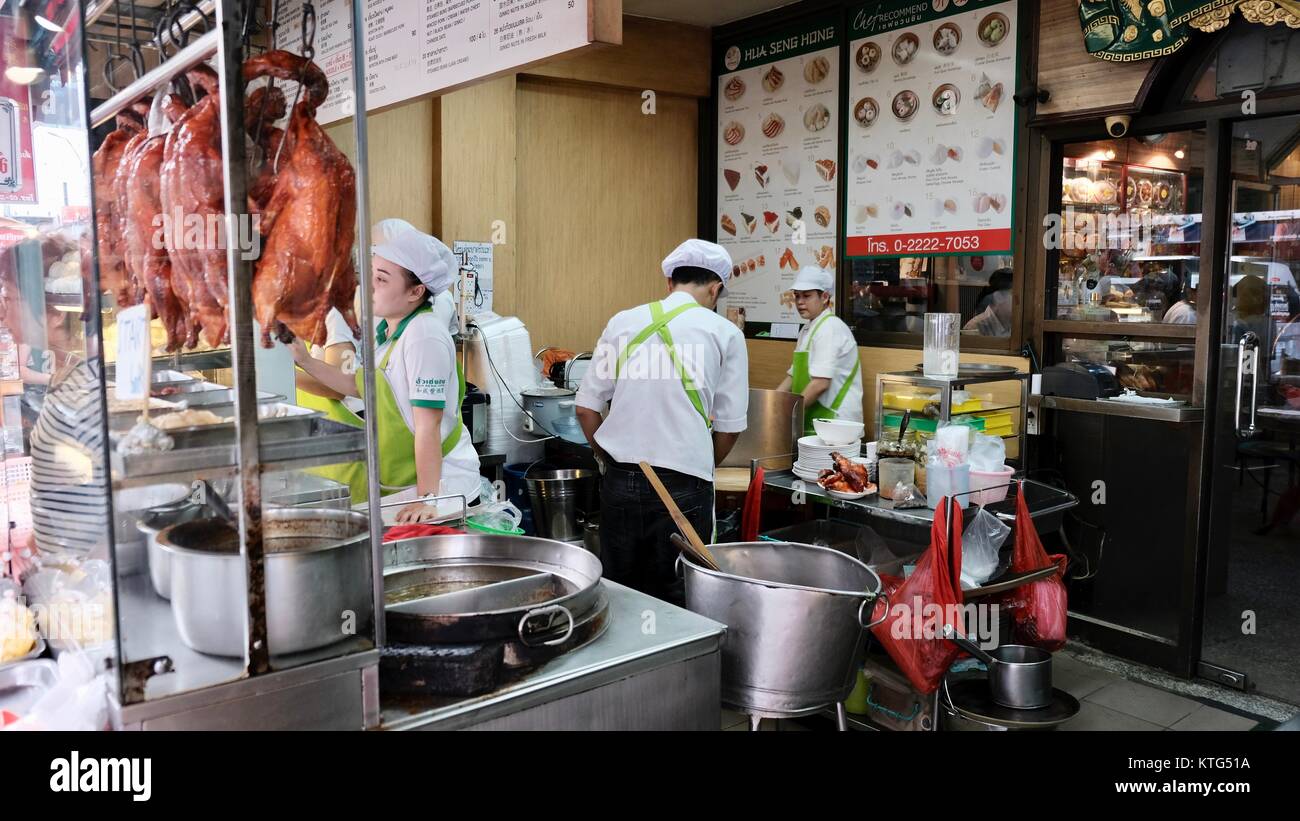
[599,462,713,607]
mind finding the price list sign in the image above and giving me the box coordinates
[277,0,593,125]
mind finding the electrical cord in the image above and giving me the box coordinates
[465,323,557,443]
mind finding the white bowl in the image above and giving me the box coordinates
[814,419,866,445]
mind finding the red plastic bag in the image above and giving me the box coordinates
[1001,481,1068,650]
[740,466,765,542]
[869,497,965,694]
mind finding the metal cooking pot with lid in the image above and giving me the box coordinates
[520,386,576,435]
[681,541,888,717]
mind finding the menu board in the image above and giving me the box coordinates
[844,0,1017,258]
[276,0,593,125]
[714,16,841,330]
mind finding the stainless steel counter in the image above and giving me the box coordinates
[1032,394,1204,423]
[380,580,726,731]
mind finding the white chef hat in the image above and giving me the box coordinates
[372,218,417,245]
[372,229,459,296]
[661,239,733,295]
[790,265,834,294]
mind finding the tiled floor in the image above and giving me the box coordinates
[717,650,1272,731]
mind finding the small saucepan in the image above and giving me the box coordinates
[943,625,1052,710]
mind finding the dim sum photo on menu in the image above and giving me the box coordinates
[715,17,841,332]
[845,0,1017,259]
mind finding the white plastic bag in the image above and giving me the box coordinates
[4,648,111,731]
[969,433,1007,473]
[960,506,1010,588]
[467,477,523,533]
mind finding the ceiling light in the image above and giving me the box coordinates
[1174,149,1185,159]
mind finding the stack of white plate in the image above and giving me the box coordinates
[793,435,861,481]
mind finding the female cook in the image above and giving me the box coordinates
[292,227,480,523]
[295,219,458,422]
[776,266,864,436]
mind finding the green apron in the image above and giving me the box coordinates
[615,300,711,427]
[312,305,465,504]
[792,310,860,437]
[615,299,717,539]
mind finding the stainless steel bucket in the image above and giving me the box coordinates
[158,508,372,657]
[525,468,598,542]
[682,541,887,717]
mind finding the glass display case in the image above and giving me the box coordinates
[1055,152,1201,325]
[1059,338,1195,400]
[2,0,385,729]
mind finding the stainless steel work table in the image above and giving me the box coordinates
[761,471,1078,531]
[379,580,726,731]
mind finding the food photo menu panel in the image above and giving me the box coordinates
[844,0,1018,258]
[715,15,842,332]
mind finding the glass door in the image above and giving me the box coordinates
[1203,115,1300,706]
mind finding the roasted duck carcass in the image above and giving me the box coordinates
[244,84,288,212]
[817,452,874,494]
[160,65,230,347]
[242,50,359,348]
[117,95,193,351]
[91,100,151,307]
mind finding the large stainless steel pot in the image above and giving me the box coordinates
[382,533,603,645]
[682,541,888,717]
[157,508,372,657]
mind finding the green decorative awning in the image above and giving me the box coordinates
[1079,0,1300,62]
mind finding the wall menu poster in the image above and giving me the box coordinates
[844,0,1017,259]
[276,0,593,126]
[715,15,841,332]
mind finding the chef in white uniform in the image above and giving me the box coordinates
[297,219,457,419]
[575,239,749,605]
[293,228,480,522]
[776,266,864,435]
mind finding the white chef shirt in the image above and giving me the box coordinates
[314,308,366,415]
[786,307,864,423]
[374,307,480,501]
[577,290,749,482]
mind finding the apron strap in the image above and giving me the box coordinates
[829,357,860,413]
[615,301,711,428]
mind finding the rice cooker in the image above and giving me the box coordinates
[520,386,577,435]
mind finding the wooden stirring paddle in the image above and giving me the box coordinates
[638,461,721,571]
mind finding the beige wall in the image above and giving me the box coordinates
[437,17,710,351]
[325,99,438,235]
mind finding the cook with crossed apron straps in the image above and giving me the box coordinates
[291,227,479,523]
[574,239,750,604]
[778,266,864,437]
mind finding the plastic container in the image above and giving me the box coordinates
[882,414,985,435]
[926,463,971,509]
[969,464,1016,505]
[923,313,961,377]
[878,458,916,500]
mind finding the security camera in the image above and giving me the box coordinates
[1105,115,1132,138]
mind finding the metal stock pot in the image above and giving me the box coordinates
[681,540,888,717]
